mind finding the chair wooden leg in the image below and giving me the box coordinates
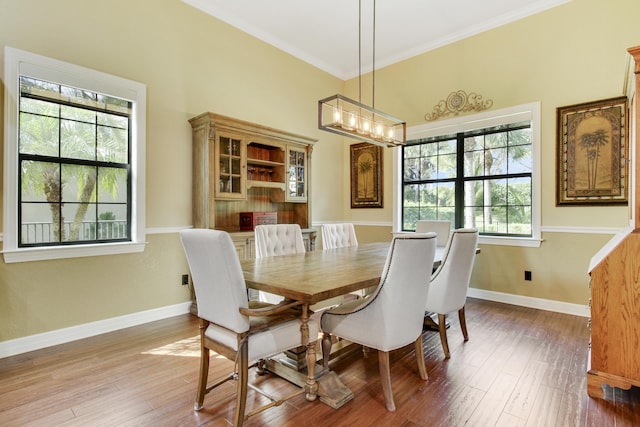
[256,358,267,375]
[378,350,396,412]
[194,345,209,411]
[438,313,450,359]
[194,321,210,411]
[362,345,369,358]
[233,342,249,427]
[414,335,428,380]
[459,306,469,342]
[322,332,332,369]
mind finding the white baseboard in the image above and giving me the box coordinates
[468,288,590,317]
[0,301,192,359]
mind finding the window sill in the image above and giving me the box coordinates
[2,242,147,263]
[478,235,542,248]
[393,231,542,247]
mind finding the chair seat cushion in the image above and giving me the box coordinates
[206,318,319,363]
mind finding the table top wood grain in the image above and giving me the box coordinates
[240,242,449,305]
[241,242,390,304]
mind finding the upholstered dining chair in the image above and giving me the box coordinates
[321,223,366,300]
[321,223,358,249]
[415,220,452,247]
[180,229,319,427]
[254,224,306,303]
[320,233,437,411]
[254,223,305,258]
[424,228,478,359]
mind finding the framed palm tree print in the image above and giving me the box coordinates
[350,142,383,208]
[556,96,628,205]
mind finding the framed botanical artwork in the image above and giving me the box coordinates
[556,96,628,205]
[350,142,383,208]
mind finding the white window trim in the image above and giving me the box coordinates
[393,102,542,248]
[2,47,146,262]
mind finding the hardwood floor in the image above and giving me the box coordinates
[1,298,639,426]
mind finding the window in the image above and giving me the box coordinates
[3,47,146,262]
[395,103,541,247]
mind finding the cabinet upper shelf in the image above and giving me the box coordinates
[247,180,286,190]
[247,158,284,167]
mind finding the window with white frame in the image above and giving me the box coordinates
[396,103,541,247]
[3,47,146,262]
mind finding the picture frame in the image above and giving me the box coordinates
[556,96,628,206]
[350,142,383,208]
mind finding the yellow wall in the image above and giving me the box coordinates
[0,0,345,342]
[348,0,640,305]
[1,0,639,344]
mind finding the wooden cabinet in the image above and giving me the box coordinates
[587,227,640,398]
[188,112,316,248]
[586,46,640,399]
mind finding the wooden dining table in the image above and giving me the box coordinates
[239,241,451,408]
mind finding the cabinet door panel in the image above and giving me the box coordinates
[286,146,307,202]
[215,132,246,200]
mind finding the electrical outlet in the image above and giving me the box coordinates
[524,270,532,281]
[181,274,189,286]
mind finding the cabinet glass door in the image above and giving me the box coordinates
[287,147,307,201]
[216,134,245,199]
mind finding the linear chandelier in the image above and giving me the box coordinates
[318,0,406,148]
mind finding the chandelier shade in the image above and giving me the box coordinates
[318,94,406,148]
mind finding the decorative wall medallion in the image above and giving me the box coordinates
[424,90,493,121]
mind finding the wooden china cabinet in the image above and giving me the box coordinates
[188,112,317,259]
[586,46,640,399]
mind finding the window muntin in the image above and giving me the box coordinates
[402,122,533,237]
[3,47,146,262]
[18,77,132,246]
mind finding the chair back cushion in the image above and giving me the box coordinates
[425,228,478,314]
[254,224,305,258]
[321,233,437,351]
[415,220,451,247]
[322,223,358,249]
[179,229,250,333]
